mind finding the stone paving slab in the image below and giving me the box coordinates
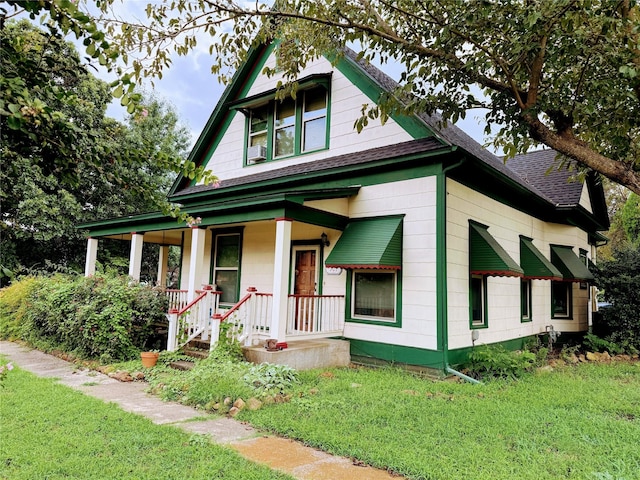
[1,341,402,480]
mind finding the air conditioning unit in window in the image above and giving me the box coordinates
[246,145,267,164]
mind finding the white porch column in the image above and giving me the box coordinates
[270,217,292,342]
[187,227,207,302]
[84,237,98,277]
[157,245,169,287]
[128,232,144,281]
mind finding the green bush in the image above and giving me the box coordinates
[465,344,537,380]
[10,273,167,361]
[0,276,42,339]
[593,248,640,353]
[243,363,298,397]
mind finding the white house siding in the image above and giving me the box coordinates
[446,180,592,350]
[338,177,439,350]
[198,54,414,184]
[578,183,593,213]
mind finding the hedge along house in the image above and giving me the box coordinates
[78,42,609,372]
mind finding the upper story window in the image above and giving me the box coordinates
[231,74,332,165]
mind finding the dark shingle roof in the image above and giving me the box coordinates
[172,137,446,199]
[506,150,584,206]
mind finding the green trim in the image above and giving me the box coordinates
[520,278,532,323]
[229,73,332,109]
[332,53,437,141]
[326,216,403,269]
[170,149,450,204]
[168,43,275,195]
[210,228,244,305]
[519,236,562,280]
[550,245,594,282]
[348,339,444,370]
[447,336,538,367]
[345,269,402,328]
[469,221,524,277]
[469,274,488,329]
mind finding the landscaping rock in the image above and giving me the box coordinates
[233,398,246,410]
[308,388,319,395]
[247,398,263,411]
[132,371,145,381]
[228,407,240,417]
[586,351,599,361]
[108,370,133,382]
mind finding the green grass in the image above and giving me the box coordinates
[239,363,640,480]
[0,367,292,480]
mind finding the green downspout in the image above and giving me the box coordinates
[436,155,481,384]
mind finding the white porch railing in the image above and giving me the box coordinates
[166,287,345,351]
[286,294,345,338]
[215,289,273,348]
[166,288,220,351]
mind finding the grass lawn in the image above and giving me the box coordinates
[0,367,292,480]
[237,362,640,480]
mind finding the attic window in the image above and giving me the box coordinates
[244,87,328,164]
[234,77,331,165]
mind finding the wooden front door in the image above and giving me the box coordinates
[293,248,318,331]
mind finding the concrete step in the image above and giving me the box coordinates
[183,348,209,360]
[169,360,195,371]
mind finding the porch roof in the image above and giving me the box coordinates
[469,222,523,278]
[77,188,356,238]
[550,245,594,282]
[325,216,403,270]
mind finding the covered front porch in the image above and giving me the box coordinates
[79,190,358,365]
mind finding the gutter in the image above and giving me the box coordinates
[437,156,483,385]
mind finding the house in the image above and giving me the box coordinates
[78,42,609,373]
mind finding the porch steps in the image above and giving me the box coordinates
[168,341,211,371]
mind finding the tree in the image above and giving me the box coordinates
[5,0,638,195]
[0,20,190,282]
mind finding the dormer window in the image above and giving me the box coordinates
[231,74,331,165]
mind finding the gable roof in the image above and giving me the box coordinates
[168,41,608,232]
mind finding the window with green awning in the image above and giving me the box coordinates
[469,222,523,277]
[550,245,594,282]
[520,236,562,280]
[325,216,403,270]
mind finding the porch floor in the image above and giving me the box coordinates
[243,339,351,371]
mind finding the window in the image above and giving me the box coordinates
[470,274,487,327]
[245,86,328,163]
[521,279,532,322]
[212,232,242,305]
[551,281,572,319]
[348,269,400,325]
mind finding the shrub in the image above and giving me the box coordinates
[583,332,623,355]
[465,344,537,380]
[593,248,640,353]
[17,273,167,361]
[0,276,42,339]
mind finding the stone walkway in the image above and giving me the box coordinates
[0,341,400,480]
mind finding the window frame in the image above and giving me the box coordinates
[521,278,532,322]
[210,229,243,307]
[345,268,402,327]
[551,280,573,319]
[244,86,329,164]
[469,274,488,329]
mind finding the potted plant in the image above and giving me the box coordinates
[140,350,160,368]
